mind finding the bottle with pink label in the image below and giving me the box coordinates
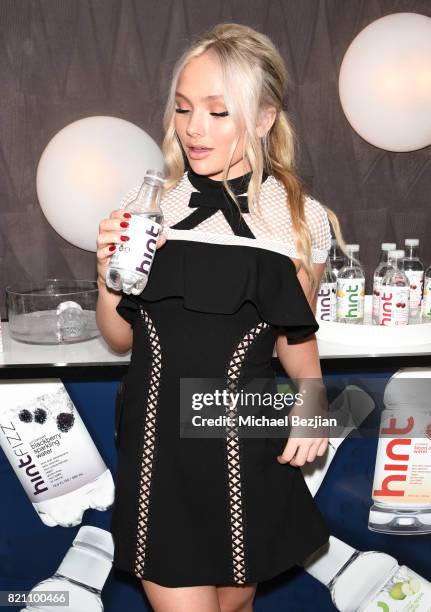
[372,242,396,325]
[423,264,431,319]
[403,238,424,323]
[378,250,410,326]
[368,368,431,534]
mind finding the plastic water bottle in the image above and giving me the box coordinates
[423,265,431,319]
[372,242,396,325]
[316,258,336,322]
[329,238,345,279]
[368,368,431,535]
[106,169,165,295]
[403,238,424,322]
[336,244,365,324]
[303,535,431,611]
[378,250,410,326]
[21,526,114,612]
[0,379,115,527]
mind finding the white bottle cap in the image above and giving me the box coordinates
[346,244,359,253]
[405,238,419,246]
[302,536,356,586]
[381,243,396,250]
[388,249,404,259]
[56,526,114,591]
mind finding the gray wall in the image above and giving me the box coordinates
[1,0,431,318]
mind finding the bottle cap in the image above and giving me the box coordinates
[144,169,166,185]
[56,526,114,591]
[405,238,419,246]
[302,536,356,585]
[346,244,359,253]
[381,243,396,250]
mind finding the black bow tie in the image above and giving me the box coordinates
[189,191,250,213]
[170,169,269,238]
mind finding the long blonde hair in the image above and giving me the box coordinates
[161,23,348,297]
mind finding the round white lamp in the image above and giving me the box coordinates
[339,13,431,151]
[36,116,165,251]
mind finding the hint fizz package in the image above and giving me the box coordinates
[0,379,115,527]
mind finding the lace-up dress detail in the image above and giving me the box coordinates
[111,167,331,587]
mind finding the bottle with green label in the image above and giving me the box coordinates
[303,535,431,612]
[336,244,365,324]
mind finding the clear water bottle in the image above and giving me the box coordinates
[329,238,345,279]
[0,379,115,527]
[403,238,424,322]
[336,244,365,324]
[316,258,336,321]
[423,265,431,320]
[106,169,165,295]
[372,242,396,325]
[22,526,114,612]
[303,535,431,611]
[378,250,410,326]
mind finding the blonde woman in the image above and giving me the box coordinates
[96,23,347,612]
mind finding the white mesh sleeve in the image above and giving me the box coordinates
[304,196,331,263]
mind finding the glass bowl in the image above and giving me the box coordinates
[6,279,100,344]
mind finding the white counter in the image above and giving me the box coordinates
[0,322,430,368]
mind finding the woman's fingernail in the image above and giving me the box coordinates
[120,235,129,241]
[109,245,116,251]
[123,212,131,218]
[120,221,129,228]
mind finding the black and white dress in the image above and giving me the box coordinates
[111,167,332,588]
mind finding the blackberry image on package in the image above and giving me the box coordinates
[56,412,75,433]
[18,409,33,423]
[33,407,47,424]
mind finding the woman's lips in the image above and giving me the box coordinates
[188,146,213,159]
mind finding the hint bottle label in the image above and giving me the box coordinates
[423,279,431,318]
[404,270,424,311]
[363,566,431,611]
[336,278,365,319]
[316,283,336,321]
[372,276,382,319]
[372,410,431,507]
[379,286,409,326]
[0,383,107,503]
[110,215,162,278]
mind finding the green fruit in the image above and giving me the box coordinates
[409,578,421,594]
[401,581,413,596]
[389,582,407,600]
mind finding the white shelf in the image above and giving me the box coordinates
[0,321,430,368]
[0,322,130,368]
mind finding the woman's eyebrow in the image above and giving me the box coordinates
[175,92,224,102]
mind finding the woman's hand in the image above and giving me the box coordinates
[96,210,167,286]
[277,436,328,467]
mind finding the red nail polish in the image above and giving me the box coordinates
[120,221,129,228]
[109,245,116,251]
[120,235,129,241]
[123,212,131,218]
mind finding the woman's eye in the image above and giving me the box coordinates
[174,108,229,117]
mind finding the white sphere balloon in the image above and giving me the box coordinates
[36,116,165,251]
[339,13,431,151]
